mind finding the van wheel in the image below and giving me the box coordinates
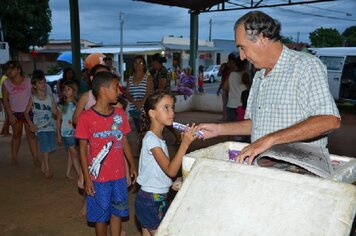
[209,75,214,83]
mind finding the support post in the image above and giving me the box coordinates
[119,12,124,85]
[189,12,199,91]
[69,0,81,84]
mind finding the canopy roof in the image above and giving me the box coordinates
[133,0,223,12]
[133,0,336,13]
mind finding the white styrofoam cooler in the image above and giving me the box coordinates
[182,141,356,183]
[157,142,356,236]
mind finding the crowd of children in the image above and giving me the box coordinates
[1,58,201,235]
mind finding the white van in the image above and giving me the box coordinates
[310,47,356,103]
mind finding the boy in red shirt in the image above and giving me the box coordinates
[75,71,137,235]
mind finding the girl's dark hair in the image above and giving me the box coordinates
[59,67,79,97]
[132,55,147,73]
[5,61,24,76]
[31,69,46,85]
[151,53,167,64]
[87,64,110,88]
[63,67,75,80]
[138,91,176,147]
[91,71,116,99]
[58,80,79,113]
[198,65,204,73]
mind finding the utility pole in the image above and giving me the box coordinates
[119,12,124,85]
[209,19,212,41]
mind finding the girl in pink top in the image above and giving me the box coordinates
[2,61,39,166]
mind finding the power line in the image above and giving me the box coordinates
[275,0,356,21]
[303,4,352,16]
[276,6,356,22]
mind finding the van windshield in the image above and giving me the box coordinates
[319,56,344,71]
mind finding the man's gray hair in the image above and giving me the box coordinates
[234,11,281,42]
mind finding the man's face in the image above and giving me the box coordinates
[235,25,263,69]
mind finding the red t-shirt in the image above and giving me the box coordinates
[75,107,131,182]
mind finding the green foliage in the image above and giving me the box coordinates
[309,27,343,47]
[0,0,52,58]
[281,35,294,44]
[342,26,356,46]
[46,65,61,75]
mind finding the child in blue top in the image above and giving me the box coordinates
[135,91,198,235]
[25,72,58,179]
[56,80,83,184]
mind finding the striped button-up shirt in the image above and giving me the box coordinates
[245,45,340,148]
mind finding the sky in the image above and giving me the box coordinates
[48,0,356,45]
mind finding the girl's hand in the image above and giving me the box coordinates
[181,123,198,146]
[130,166,138,185]
[29,123,38,133]
[9,114,17,125]
[134,101,142,111]
[56,134,62,145]
[85,179,95,196]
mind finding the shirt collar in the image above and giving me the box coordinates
[260,45,289,79]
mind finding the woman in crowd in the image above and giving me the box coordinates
[150,53,169,92]
[126,55,153,133]
[150,53,181,145]
[177,67,195,99]
[226,56,249,122]
[216,62,230,121]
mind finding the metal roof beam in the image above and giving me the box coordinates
[201,0,336,13]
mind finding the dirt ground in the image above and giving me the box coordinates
[0,106,355,236]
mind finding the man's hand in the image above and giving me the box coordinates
[197,123,220,139]
[236,135,274,165]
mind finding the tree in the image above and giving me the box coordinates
[309,27,342,47]
[281,35,294,44]
[0,0,52,59]
[342,26,356,46]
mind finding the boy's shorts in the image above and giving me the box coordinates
[37,131,56,153]
[135,188,168,230]
[61,136,77,148]
[87,178,129,223]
